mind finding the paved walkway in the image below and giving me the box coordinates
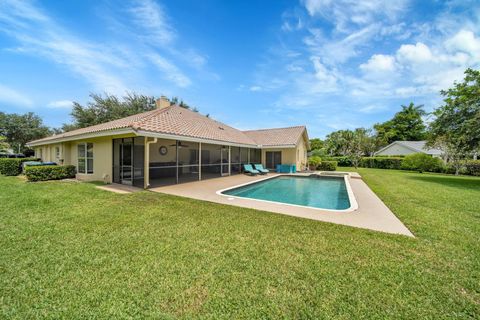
[149,173,414,237]
[96,183,142,194]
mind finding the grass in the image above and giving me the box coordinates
[0,169,479,319]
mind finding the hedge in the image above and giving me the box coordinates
[0,158,39,176]
[317,161,337,171]
[359,157,404,169]
[401,153,444,173]
[25,165,76,182]
[464,160,480,176]
[322,156,353,167]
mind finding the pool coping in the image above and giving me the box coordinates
[216,174,359,213]
[149,172,414,237]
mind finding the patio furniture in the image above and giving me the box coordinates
[243,164,259,176]
[253,164,269,174]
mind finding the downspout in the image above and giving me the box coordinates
[144,137,157,189]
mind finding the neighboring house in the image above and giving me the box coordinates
[374,141,443,158]
[27,97,309,188]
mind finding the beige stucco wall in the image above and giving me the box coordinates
[260,136,308,171]
[34,134,136,183]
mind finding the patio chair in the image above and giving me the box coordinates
[243,164,259,176]
[253,164,269,174]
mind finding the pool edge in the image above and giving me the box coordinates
[216,174,359,213]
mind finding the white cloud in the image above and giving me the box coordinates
[302,0,408,32]
[396,42,433,64]
[47,100,72,109]
[0,1,129,93]
[249,86,262,92]
[147,53,191,88]
[129,0,175,44]
[0,84,33,107]
[360,54,396,73]
[358,104,387,114]
[310,57,338,91]
[445,29,480,60]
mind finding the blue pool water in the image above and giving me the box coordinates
[222,175,351,210]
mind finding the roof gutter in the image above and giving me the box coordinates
[26,128,136,147]
[135,130,258,148]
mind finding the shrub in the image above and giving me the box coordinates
[0,158,39,176]
[360,157,404,169]
[308,156,322,170]
[25,165,76,182]
[401,153,444,173]
[317,161,337,171]
[323,156,352,167]
[464,160,480,176]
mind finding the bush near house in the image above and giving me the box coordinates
[317,161,337,171]
[401,153,444,173]
[25,165,76,182]
[360,157,404,170]
[308,156,322,170]
[0,158,39,176]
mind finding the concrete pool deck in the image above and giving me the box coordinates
[149,172,414,237]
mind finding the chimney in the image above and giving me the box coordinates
[155,96,170,109]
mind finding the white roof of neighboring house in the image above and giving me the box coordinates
[27,105,308,148]
[375,140,443,156]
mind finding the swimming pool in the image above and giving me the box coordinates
[220,175,355,211]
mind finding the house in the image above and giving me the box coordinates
[374,141,443,158]
[27,97,309,188]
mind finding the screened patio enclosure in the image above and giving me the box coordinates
[113,137,262,188]
[148,138,261,187]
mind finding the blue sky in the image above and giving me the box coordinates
[0,0,479,138]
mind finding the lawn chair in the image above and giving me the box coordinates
[253,164,269,175]
[243,164,259,176]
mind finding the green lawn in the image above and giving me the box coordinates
[1,169,479,319]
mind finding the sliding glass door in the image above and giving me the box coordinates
[266,151,281,170]
[113,137,144,187]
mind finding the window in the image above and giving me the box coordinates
[55,146,60,159]
[78,143,93,174]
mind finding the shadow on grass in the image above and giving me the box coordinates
[407,174,480,191]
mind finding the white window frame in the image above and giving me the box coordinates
[55,146,60,159]
[77,143,94,174]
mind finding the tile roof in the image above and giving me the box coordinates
[133,106,257,145]
[29,106,308,147]
[396,141,443,155]
[242,126,307,147]
[28,109,161,144]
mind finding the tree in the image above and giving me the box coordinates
[374,103,427,144]
[428,68,480,174]
[309,138,324,151]
[343,128,373,168]
[325,130,351,156]
[170,96,198,112]
[0,136,10,153]
[0,112,51,153]
[65,92,157,131]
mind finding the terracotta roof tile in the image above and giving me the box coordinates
[29,106,307,147]
[242,126,307,147]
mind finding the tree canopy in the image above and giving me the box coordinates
[0,112,51,153]
[0,136,10,153]
[309,138,324,151]
[64,93,157,131]
[63,93,200,131]
[428,68,480,173]
[374,102,427,144]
